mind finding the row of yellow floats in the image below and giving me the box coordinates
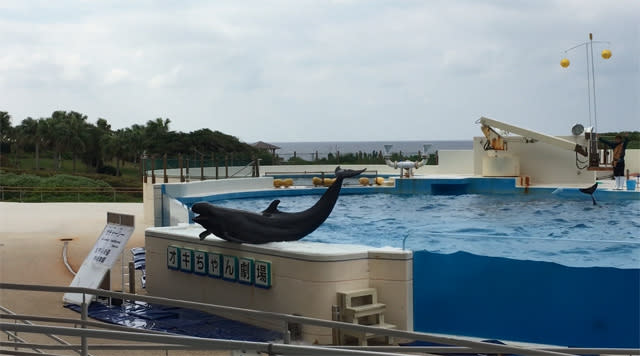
[273,176,386,188]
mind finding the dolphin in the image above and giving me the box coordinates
[579,183,598,205]
[191,166,367,244]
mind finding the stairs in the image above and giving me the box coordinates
[337,288,395,346]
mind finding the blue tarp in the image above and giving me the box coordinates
[65,302,282,342]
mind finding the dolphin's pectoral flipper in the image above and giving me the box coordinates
[199,230,211,240]
[262,200,281,216]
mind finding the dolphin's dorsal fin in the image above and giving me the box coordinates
[262,200,281,216]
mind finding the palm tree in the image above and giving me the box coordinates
[85,118,112,173]
[126,124,145,163]
[49,112,68,170]
[19,117,48,170]
[110,129,129,176]
[50,111,89,173]
[0,111,12,167]
[144,118,171,155]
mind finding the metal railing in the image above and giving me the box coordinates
[264,170,381,177]
[0,186,142,202]
[1,283,638,356]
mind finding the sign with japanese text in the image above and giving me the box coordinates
[91,224,134,267]
[193,250,207,275]
[167,246,179,269]
[223,255,238,281]
[167,246,272,289]
[63,213,135,305]
[207,252,221,278]
[254,260,272,288]
[238,258,254,284]
[180,248,194,272]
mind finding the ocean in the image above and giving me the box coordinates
[270,140,472,160]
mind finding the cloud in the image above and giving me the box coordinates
[0,0,638,141]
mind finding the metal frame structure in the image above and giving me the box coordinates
[2,283,638,356]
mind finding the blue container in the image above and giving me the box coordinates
[628,179,637,191]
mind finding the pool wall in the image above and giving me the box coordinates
[145,226,413,344]
[151,175,638,229]
[413,250,640,348]
[473,136,596,186]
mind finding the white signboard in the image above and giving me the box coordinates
[63,214,134,305]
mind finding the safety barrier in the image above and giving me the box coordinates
[1,283,638,356]
[0,186,142,202]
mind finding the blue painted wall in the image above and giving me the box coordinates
[413,250,640,347]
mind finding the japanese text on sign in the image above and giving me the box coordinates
[167,246,271,288]
[91,224,134,267]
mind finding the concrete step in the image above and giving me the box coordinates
[342,303,386,321]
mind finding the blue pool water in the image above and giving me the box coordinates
[210,193,640,268]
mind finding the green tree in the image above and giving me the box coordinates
[18,117,49,170]
[125,124,145,163]
[83,117,112,172]
[105,129,129,176]
[49,111,90,172]
[0,111,12,166]
[143,118,172,155]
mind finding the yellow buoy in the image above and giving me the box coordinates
[560,58,570,68]
[375,177,385,185]
[273,179,283,188]
[601,49,612,59]
[312,177,323,186]
[283,178,294,187]
[359,177,370,186]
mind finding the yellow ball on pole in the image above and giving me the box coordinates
[601,49,612,59]
[560,58,570,68]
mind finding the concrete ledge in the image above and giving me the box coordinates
[145,226,413,344]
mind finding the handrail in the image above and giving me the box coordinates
[0,324,414,356]
[0,314,167,335]
[230,160,257,178]
[0,186,142,193]
[0,306,60,355]
[0,282,584,356]
[264,170,380,176]
[0,186,142,202]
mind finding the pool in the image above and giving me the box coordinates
[208,193,640,269]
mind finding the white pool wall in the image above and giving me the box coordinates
[145,225,413,344]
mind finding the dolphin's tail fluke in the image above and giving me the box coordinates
[334,166,367,179]
[579,183,598,195]
[579,183,598,205]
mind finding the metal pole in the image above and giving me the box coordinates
[332,305,341,345]
[179,155,184,182]
[128,262,136,294]
[200,154,204,181]
[163,154,168,183]
[283,321,291,344]
[81,294,88,356]
[589,33,598,133]
[120,250,125,295]
[584,40,592,128]
[213,153,218,180]
[151,158,156,184]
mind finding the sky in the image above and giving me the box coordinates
[1,0,638,143]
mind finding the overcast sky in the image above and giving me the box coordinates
[1,1,638,143]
